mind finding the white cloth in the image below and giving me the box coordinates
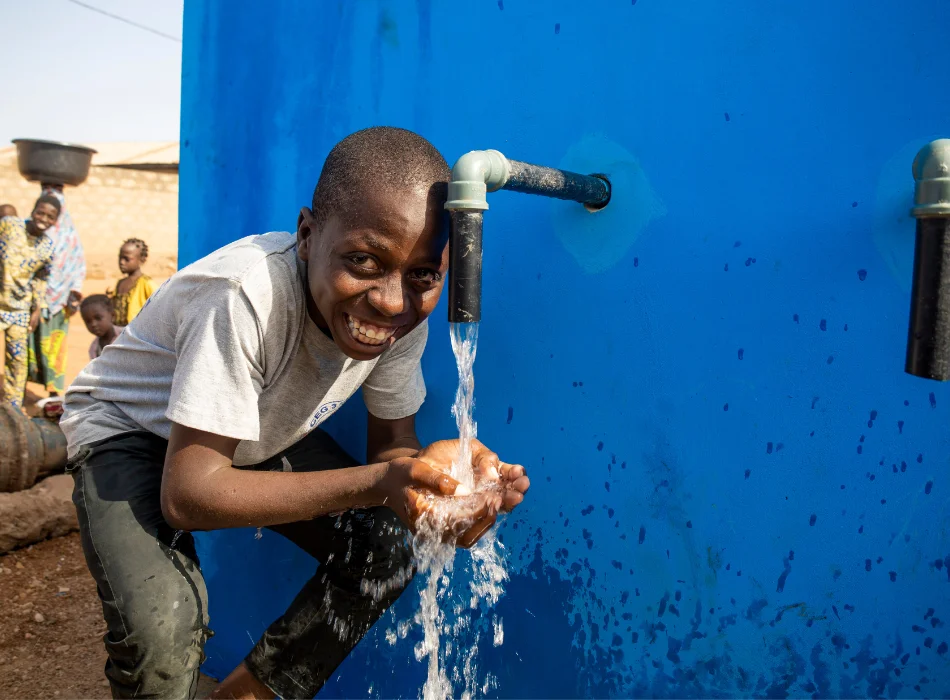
[62,232,427,465]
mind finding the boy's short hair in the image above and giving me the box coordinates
[311,127,450,228]
[33,194,62,214]
[81,294,113,313]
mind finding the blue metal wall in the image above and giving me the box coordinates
[180,1,950,696]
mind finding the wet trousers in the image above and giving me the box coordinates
[69,429,413,699]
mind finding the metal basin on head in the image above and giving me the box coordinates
[13,138,97,187]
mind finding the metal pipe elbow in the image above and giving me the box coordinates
[445,149,511,211]
[913,139,950,218]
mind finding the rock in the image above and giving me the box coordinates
[54,644,70,653]
[0,475,78,554]
[15,561,24,569]
[33,612,44,623]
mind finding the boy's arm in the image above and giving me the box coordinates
[366,412,423,463]
[160,422,463,532]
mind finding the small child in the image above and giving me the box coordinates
[109,237,154,326]
[0,204,18,219]
[80,294,123,360]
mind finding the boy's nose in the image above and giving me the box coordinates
[367,275,408,317]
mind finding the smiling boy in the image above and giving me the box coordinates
[61,127,528,700]
[0,195,58,409]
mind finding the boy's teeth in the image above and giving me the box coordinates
[346,314,395,345]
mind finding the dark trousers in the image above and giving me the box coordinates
[69,429,413,700]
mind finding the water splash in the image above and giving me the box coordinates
[406,322,509,700]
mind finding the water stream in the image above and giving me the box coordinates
[404,322,509,699]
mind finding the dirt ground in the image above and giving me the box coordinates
[0,240,203,697]
[0,533,112,699]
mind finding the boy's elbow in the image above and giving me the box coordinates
[160,487,199,531]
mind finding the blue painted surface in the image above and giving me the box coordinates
[180,1,950,696]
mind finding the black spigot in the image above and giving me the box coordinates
[445,149,610,324]
[906,139,950,380]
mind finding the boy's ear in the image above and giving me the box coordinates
[297,207,315,260]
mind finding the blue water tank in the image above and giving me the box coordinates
[180,1,950,696]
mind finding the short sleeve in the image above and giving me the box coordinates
[362,320,428,420]
[165,280,266,440]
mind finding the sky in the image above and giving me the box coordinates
[0,0,183,146]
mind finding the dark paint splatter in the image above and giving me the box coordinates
[581,505,594,516]
[738,348,744,360]
[638,526,646,544]
[858,269,867,280]
[925,481,933,495]
[776,555,793,593]
[724,263,729,272]
[734,241,741,248]
[793,314,800,323]
[898,420,904,434]
[766,442,773,454]
[596,441,603,452]
[497,0,503,8]
[918,453,923,463]
[811,396,819,409]
[930,392,937,409]
[554,22,560,34]
[744,469,751,479]
[724,112,730,122]
[809,514,817,526]
[901,461,907,472]
[723,403,729,411]
[858,525,864,533]
[865,559,872,572]
[889,571,897,582]
[744,257,756,266]
[827,355,835,364]
[633,257,639,268]
[819,319,827,331]
[506,406,513,424]
[686,520,692,529]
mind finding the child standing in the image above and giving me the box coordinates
[109,237,154,326]
[28,184,86,397]
[0,195,57,410]
[80,294,123,360]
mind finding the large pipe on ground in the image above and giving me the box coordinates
[0,405,68,493]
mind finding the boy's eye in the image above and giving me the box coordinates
[409,268,442,284]
[345,253,380,272]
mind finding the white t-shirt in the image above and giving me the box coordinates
[61,232,428,466]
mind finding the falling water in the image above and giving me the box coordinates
[404,322,509,700]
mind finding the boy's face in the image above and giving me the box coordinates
[118,244,142,274]
[30,203,59,232]
[81,305,113,338]
[297,185,448,361]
